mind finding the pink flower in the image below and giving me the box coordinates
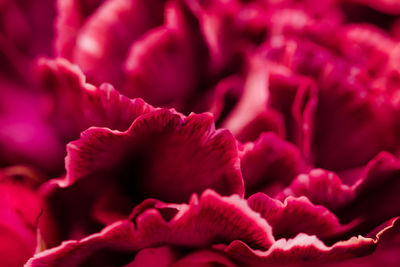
[26,190,399,266]
[0,167,56,267]
[0,0,399,266]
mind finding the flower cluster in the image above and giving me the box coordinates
[0,0,400,266]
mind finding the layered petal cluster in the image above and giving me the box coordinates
[0,0,399,266]
[26,190,400,266]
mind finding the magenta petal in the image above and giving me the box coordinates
[0,170,56,267]
[277,152,400,234]
[25,220,138,267]
[123,26,198,107]
[0,79,65,174]
[0,0,55,58]
[38,58,155,141]
[268,69,318,150]
[64,109,243,201]
[322,218,400,267]
[26,190,274,266]
[72,0,164,86]
[185,0,244,74]
[248,193,354,242]
[312,65,400,171]
[210,74,285,142]
[342,0,400,15]
[55,0,104,59]
[133,190,274,249]
[240,132,307,195]
[0,183,39,266]
[171,250,238,267]
[220,233,376,265]
[276,168,354,211]
[220,218,400,266]
[52,108,244,234]
[221,58,275,142]
[125,246,179,267]
[123,1,208,108]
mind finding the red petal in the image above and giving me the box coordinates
[0,170,56,266]
[321,217,400,266]
[276,168,354,211]
[277,152,400,234]
[220,233,376,265]
[64,110,243,201]
[248,193,355,242]
[123,1,208,108]
[240,132,307,196]
[123,26,197,107]
[38,58,155,141]
[220,58,274,142]
[125,246,179,267]
[342,0,400,15]
[72,0,164,86]
[26,190,274,266]
[55,0,104,59]
[171,250,238,267]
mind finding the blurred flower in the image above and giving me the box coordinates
[0,0,399,266]
[0,167,56,267]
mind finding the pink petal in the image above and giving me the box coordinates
[38,58,155,141]
[64,109,243,200]
[268,69,318,148]
[321,217,400,267]
[342,0,400,14]
[0,170,56,266]
[125,246,179,267]
[219,217,399,266]
[277,152,400,234]
[26,190,274,266]
[0,78,65,175]
[25,220,138,267]
[0,0,55,58]
[184,0,246,74]
[220,57,274,142]
[209,73,285,142]
[309,48,400,171]
[171,249,238,267]
[123,26,197,107]
[276,168,354,211]
[55,0,104,59]
[126,247,238,267]
[248,193,355,242]
[123,1,208,108]
[72,0,164,86]
[48,108,243,236]
[240,132,307,196]
[220,233,376,265]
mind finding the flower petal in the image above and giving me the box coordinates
[0,169,56,266]
[55,0,104,59]
[171,249,238,267]
[240,132,306,196]
[123,1,208,108]
[64,109,243,201]
[124,246,179,267]
[72,0,165,86]
[38,58,155,141]
[248,193,355,242]
[26,190,274,266]
[220,233,376,265]
[277,152,400,234]
[321,217,400,267]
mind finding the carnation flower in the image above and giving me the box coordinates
[0,0,399,266]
